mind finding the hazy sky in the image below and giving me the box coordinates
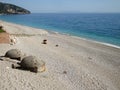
[1,0,120,13]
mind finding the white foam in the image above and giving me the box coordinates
[71,35,120,49]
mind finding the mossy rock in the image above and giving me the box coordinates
[0,29,5,33]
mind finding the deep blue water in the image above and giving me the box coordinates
[0,13,120,46]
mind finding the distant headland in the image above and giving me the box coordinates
[0,2,31,15]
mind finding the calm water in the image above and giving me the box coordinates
[0,13,120,46]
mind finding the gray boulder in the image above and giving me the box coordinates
[15,56,45,73]
[5,49,22,60]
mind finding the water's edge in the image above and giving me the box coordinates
[1,20,120,49]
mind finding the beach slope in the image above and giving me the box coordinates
[0,20,120,90]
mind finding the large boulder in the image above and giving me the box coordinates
[5,49,22,60]
[18,56,46,73]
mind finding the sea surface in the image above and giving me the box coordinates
[0,13,120,46]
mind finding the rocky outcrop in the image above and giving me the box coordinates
[0,2,30,15]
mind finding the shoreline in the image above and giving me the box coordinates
[44,30,120,49]
[71,35,120,49]
[0,20,120,49]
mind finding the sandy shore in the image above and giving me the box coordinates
[0,20,120,90]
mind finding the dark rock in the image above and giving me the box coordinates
[55,44,59,47]
[42,39,47,44]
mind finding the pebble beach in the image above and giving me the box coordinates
[0,20,120,90]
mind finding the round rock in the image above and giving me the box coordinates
[20,56,45,73]
[5,49,22,60]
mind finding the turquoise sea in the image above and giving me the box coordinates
[0,13,120,46]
